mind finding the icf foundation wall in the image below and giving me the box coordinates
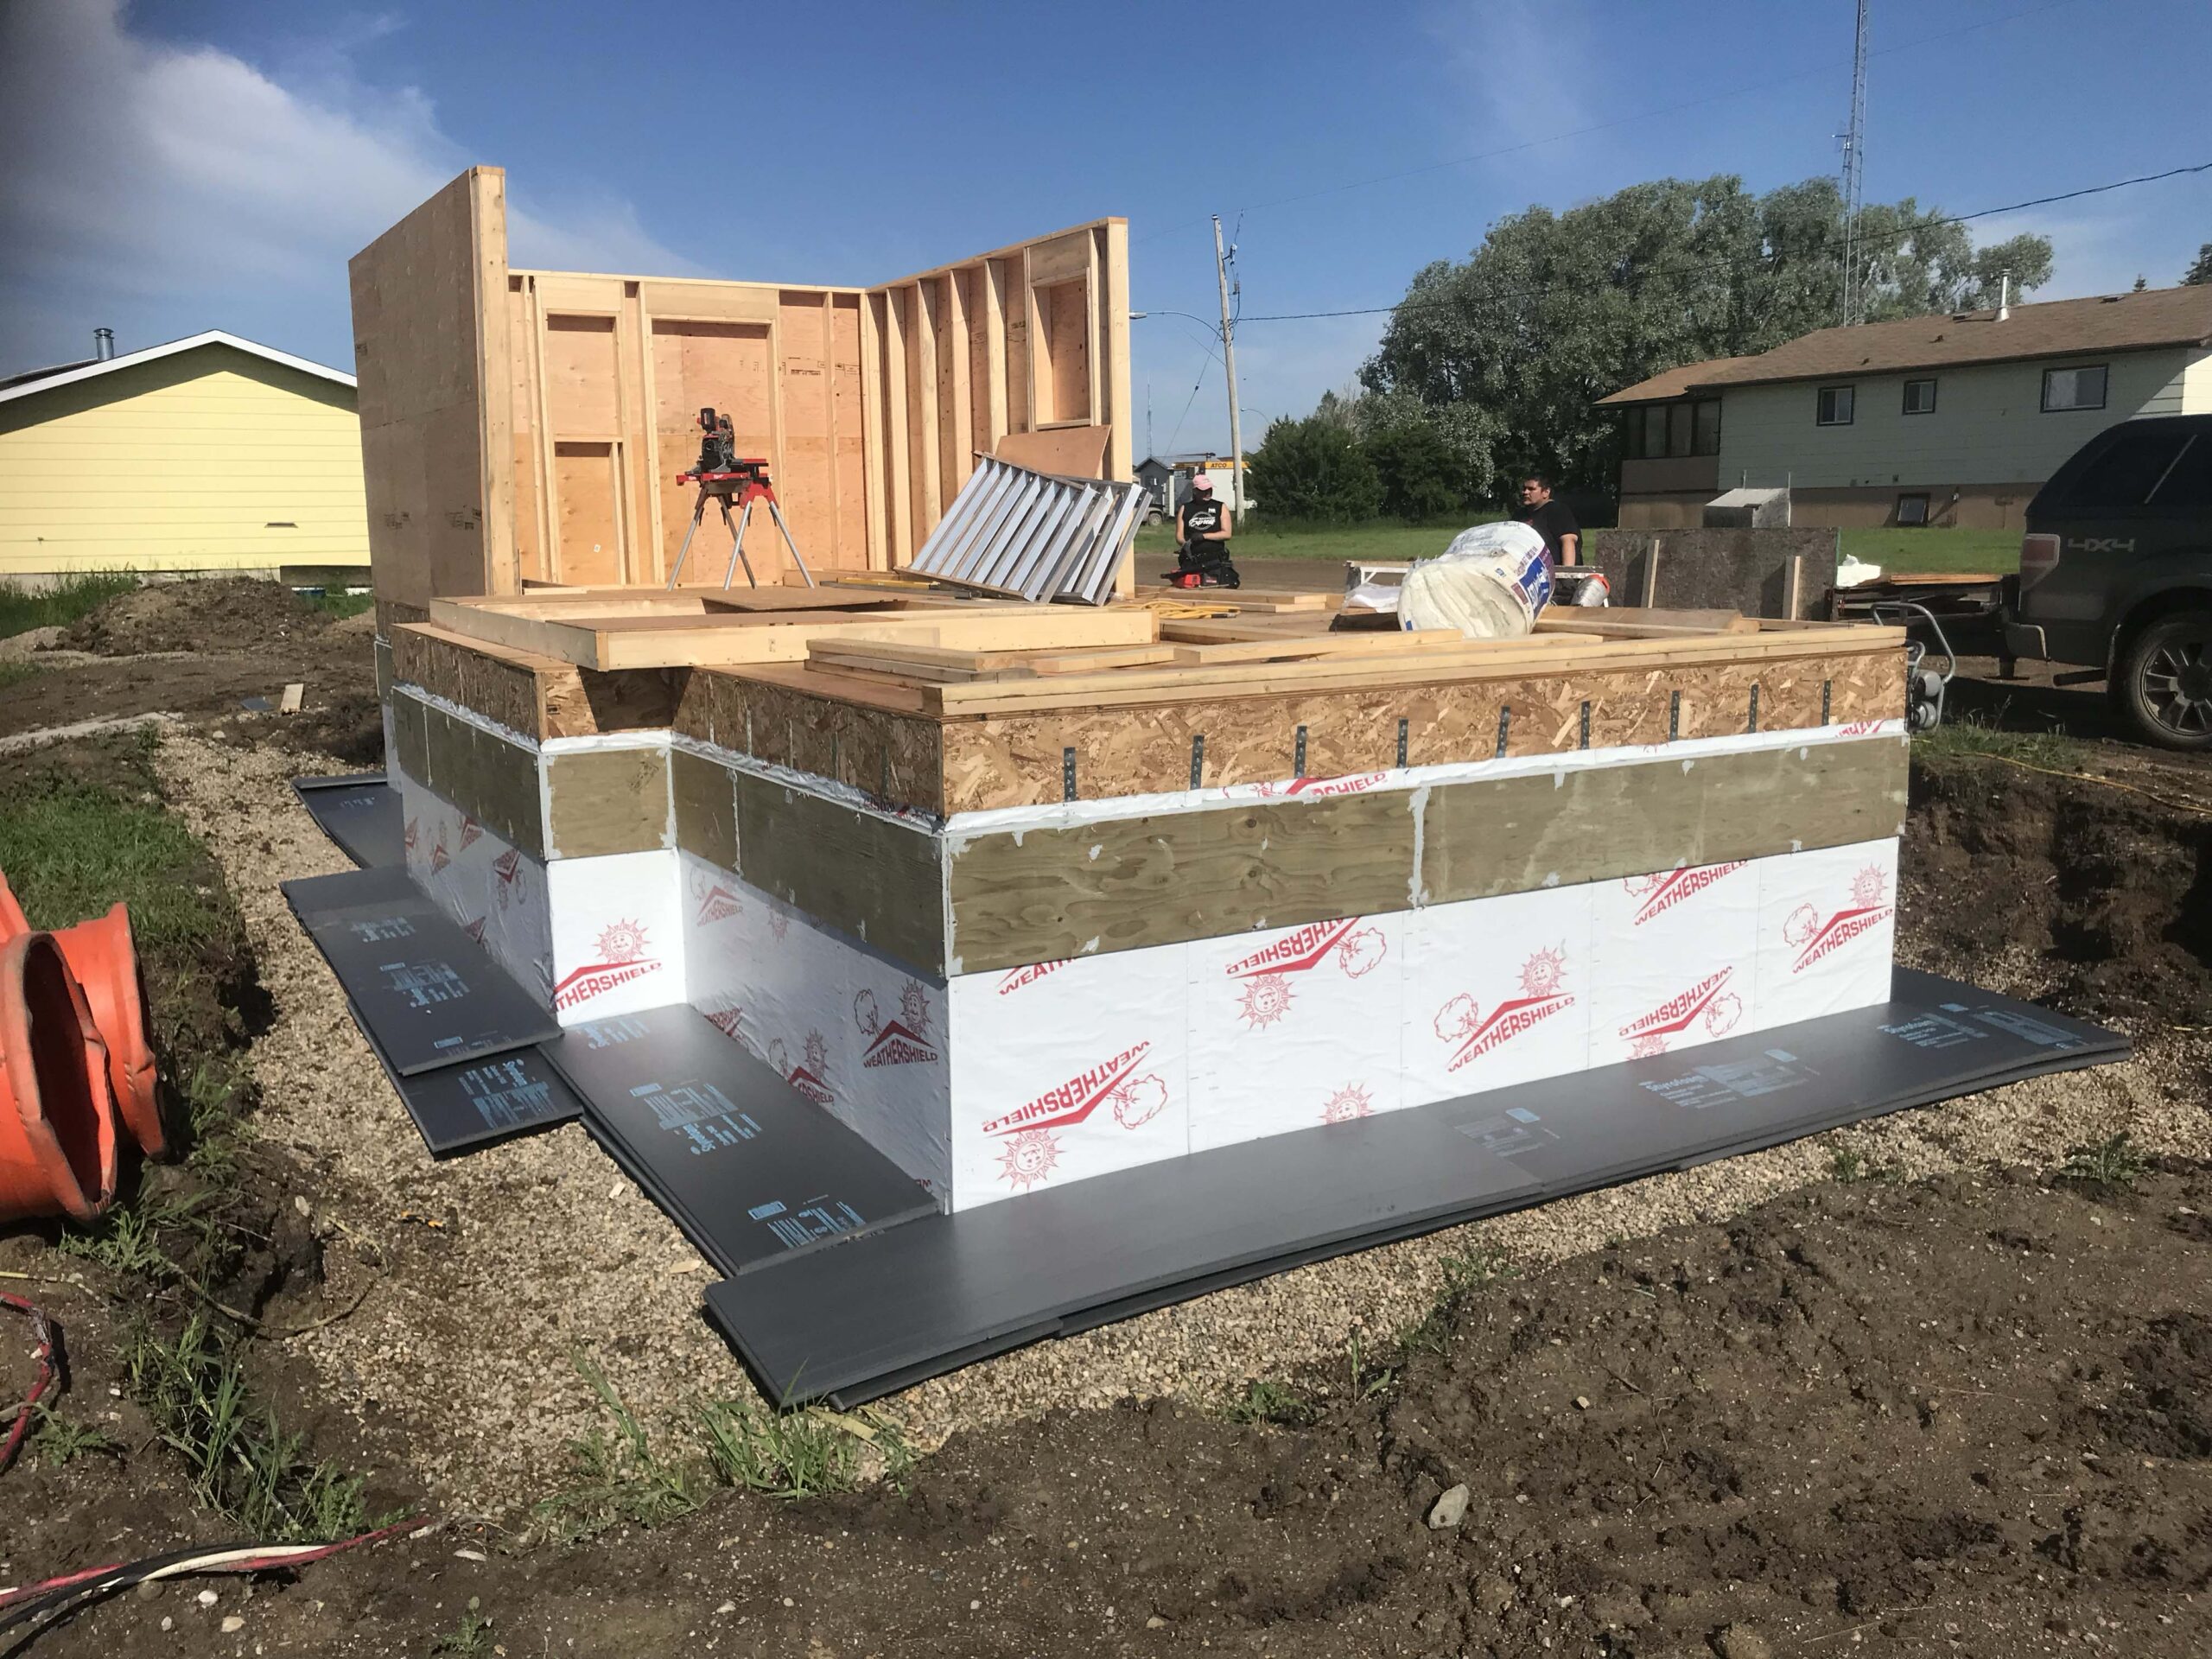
[379,669,1910,1212]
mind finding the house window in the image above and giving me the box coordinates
[1816,385,1854,425]
[1896,493,1930,526]
[1642,404,1669,458]
[1666,403,1694,457]
[1902,378,1937,416]
[2042,364,2107,411]
[1693,398,1721,455]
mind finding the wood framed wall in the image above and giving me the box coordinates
[353,168,1132,607]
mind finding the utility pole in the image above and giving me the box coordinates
[1838,0,1870,326]
[1211,214,1243,509]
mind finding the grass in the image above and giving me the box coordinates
[1132,518,2020,577]
[304,588,375,620]
[528,1357,702,1545]
[429,1601,493,1656]
[1221,1378,1315,1428]
[26,1406,119,1470]
[697,1396,862,1498]
[1913,718,2086,772]
[2062,1130,2149,1191]
[529,1354,918,1542]
[0,572,139,639]
[126,1310,371,1541]
[0,661,41,690]
[1840,525,2020,576]
[0,735,240,957]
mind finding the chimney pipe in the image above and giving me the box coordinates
[1996,273,2011,322]
[92,327,114,361]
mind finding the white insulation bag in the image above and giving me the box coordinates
[1398,521,1554,639]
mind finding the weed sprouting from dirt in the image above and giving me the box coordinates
[2062,1131,2149,1191]
[1345,1333,1396,1402]
[1222,1378,1315,1428]
[305,589,376,620]
[181,1055,248,1176]
[429,1599,493,1655]
[0,572,140,639]
[26,1407,118,1470]
[530,1356,702,1545]
[1405,1245,1517,1356]
[127,1310,370,1541]
[698,1398,861,1499]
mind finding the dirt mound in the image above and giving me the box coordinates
[65,577,334,657]
[1904,750,2212,1029]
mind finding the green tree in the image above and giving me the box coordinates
[1363,416,1465,522]
[1361,174,2054,500]
[1245,413,1381,523]
[2184,243,2212,285]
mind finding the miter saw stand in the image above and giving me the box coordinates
[664,407,817,591]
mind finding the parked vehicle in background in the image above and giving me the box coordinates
[2001,414,2212,748]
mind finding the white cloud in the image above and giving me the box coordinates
[0,0,696,368]
[1423,0,1597,174]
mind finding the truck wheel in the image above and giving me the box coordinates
[2115,610,2212,750]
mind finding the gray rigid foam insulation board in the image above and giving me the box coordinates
[282,864,557,1075]
[291,774,404,870]
[347,1006,583,1157]
[540,1003,940,1278]
[707,969,2126,1408]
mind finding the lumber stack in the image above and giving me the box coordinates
[378,586,1910,1212]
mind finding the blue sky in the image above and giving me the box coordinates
[4,0,2208,455]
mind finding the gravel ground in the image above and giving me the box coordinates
[152,733,2212,1518]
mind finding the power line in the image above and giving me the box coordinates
[1155,160,2212,326]
[1130,0,2101,250]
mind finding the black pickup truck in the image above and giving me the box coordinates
[2000,414,2212,749]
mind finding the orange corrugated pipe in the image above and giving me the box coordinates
[54,906,164,1159]
[0,874,164,1160]
[0,932,118,1224]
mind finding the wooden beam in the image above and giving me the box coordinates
[860,290,887,570]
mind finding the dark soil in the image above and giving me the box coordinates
[1904,747,2212,1030]
[0,582,380,758]
[12,1164,2210,1657]
[61,579,334,658]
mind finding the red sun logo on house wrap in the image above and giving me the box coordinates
[690,868,742,925]
[855,981,940,1068]
[1320,1084,1375,1124]
[1228,918,1388,1029]
[769,1032,834,1106]
[1433,945,1576,1071]
[1783,866,1894,972]
[429,825,451,874]
[1619,967,1743,1058]
[1623,861,1748,925]
[404,817,418,852]
[462,917,486,945]
[996,1128,1062,1192]
[493,849,525,911]
[552,918,664,1012]
[458,816,484,852]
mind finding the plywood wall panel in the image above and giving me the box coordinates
[357,168,1128,602]
[553,442,623,586]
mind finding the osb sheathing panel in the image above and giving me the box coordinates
[938,649,1903,812]
[391,626,543,736]
[675,670,945,817]
[728,771,945,974]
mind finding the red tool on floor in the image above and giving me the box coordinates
[664,407,817,591]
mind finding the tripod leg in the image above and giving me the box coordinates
[664,492,709,589]
[764,497,817,588]
[721,499,760,590]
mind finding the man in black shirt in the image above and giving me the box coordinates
[1516,473,1580,565]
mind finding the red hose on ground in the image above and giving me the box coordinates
[0,1289,58,1475]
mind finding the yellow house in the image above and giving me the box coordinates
[0,330,370,582]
